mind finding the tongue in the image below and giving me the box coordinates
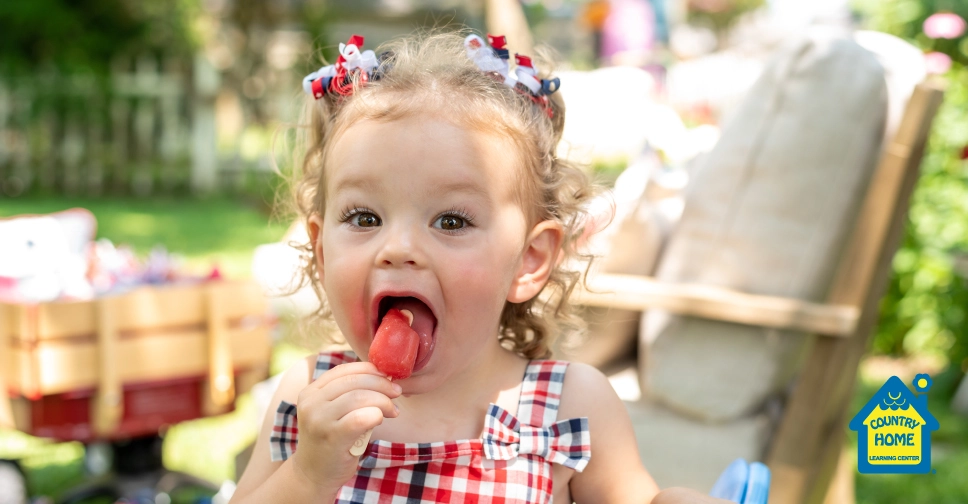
[386,298,435,367]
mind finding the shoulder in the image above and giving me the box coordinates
[557,361,617,418]
[554,361,662,502]
[560,361,609,389]
[273,353,322,404]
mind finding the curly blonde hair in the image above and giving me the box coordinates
[286,30,600,359]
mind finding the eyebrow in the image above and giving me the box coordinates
[332,177,379,194]
[332,176,489,199]
[429,180,489,199]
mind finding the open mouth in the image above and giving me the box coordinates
[375,295,437,373]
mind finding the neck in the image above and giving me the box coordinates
[387,338,529,441]
[410,340,526,407]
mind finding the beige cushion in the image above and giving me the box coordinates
[628,399,774,492]
[640,33,888,422]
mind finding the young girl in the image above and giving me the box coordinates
[231,31,728,504]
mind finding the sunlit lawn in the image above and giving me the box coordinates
[0,196,290,279]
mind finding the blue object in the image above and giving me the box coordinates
[709,458,771,504]
[540,77,561,95]
[743,462,771,504]
[709,459,749,502]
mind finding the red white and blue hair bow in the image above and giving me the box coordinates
[302,34,380,99]
[464,34,561,117]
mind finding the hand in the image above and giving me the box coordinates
[290,361,401,490]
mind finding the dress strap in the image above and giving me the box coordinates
[515,360,569,428]
[312,350,358,380]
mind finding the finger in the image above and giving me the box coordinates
[317,372,402,402]
[330,389,399,422]
[337,406,387,438]
[308,361,386,389]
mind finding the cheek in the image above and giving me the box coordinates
[461,266,502,299]
[447,244,520,309]
[321,238,371,342]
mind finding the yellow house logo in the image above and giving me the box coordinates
[849,374,938,474]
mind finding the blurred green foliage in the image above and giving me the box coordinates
[591,156,630,186]
[853,0,968,65]
[853,0,968,394]
[0,0,200,75]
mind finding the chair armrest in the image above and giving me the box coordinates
[573,273,859,337]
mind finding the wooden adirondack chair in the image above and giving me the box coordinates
[574,79,945,504]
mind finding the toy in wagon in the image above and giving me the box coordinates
[0,208,273,503]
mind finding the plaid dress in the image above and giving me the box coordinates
[270,351,592,503]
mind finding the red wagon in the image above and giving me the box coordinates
[0,280,273,502]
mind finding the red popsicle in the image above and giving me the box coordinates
[350,308,418,457]
[369,308,420,380]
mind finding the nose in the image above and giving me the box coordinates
[375,222,422,268]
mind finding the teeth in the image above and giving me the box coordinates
[400,309,414,326]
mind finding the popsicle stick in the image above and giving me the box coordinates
[350,422,376,456]
[350,310,412,456]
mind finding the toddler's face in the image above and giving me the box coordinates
[313,114,536,393]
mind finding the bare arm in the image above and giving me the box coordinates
[561,362,738,504]
[561,362,660,503]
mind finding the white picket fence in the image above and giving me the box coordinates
[0,54,222,197]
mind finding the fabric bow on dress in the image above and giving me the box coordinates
[482,404,590,472]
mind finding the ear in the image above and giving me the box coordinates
[507,220,564,303]
[307,213,325,281]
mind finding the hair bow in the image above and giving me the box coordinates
[302,34,381,99]
[463,34,561,118]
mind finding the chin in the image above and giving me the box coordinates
[394,367,447,396]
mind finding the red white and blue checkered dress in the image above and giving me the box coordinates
[270,351,592,503]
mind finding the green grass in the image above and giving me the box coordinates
[0,196,290,278]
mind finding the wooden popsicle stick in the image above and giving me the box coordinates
[350,412,378,456]
[350,309,412,456]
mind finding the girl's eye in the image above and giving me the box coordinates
[339,207,382,228]
[354,212,381,227]
[434,214,470,231]
[437,215,465,230]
